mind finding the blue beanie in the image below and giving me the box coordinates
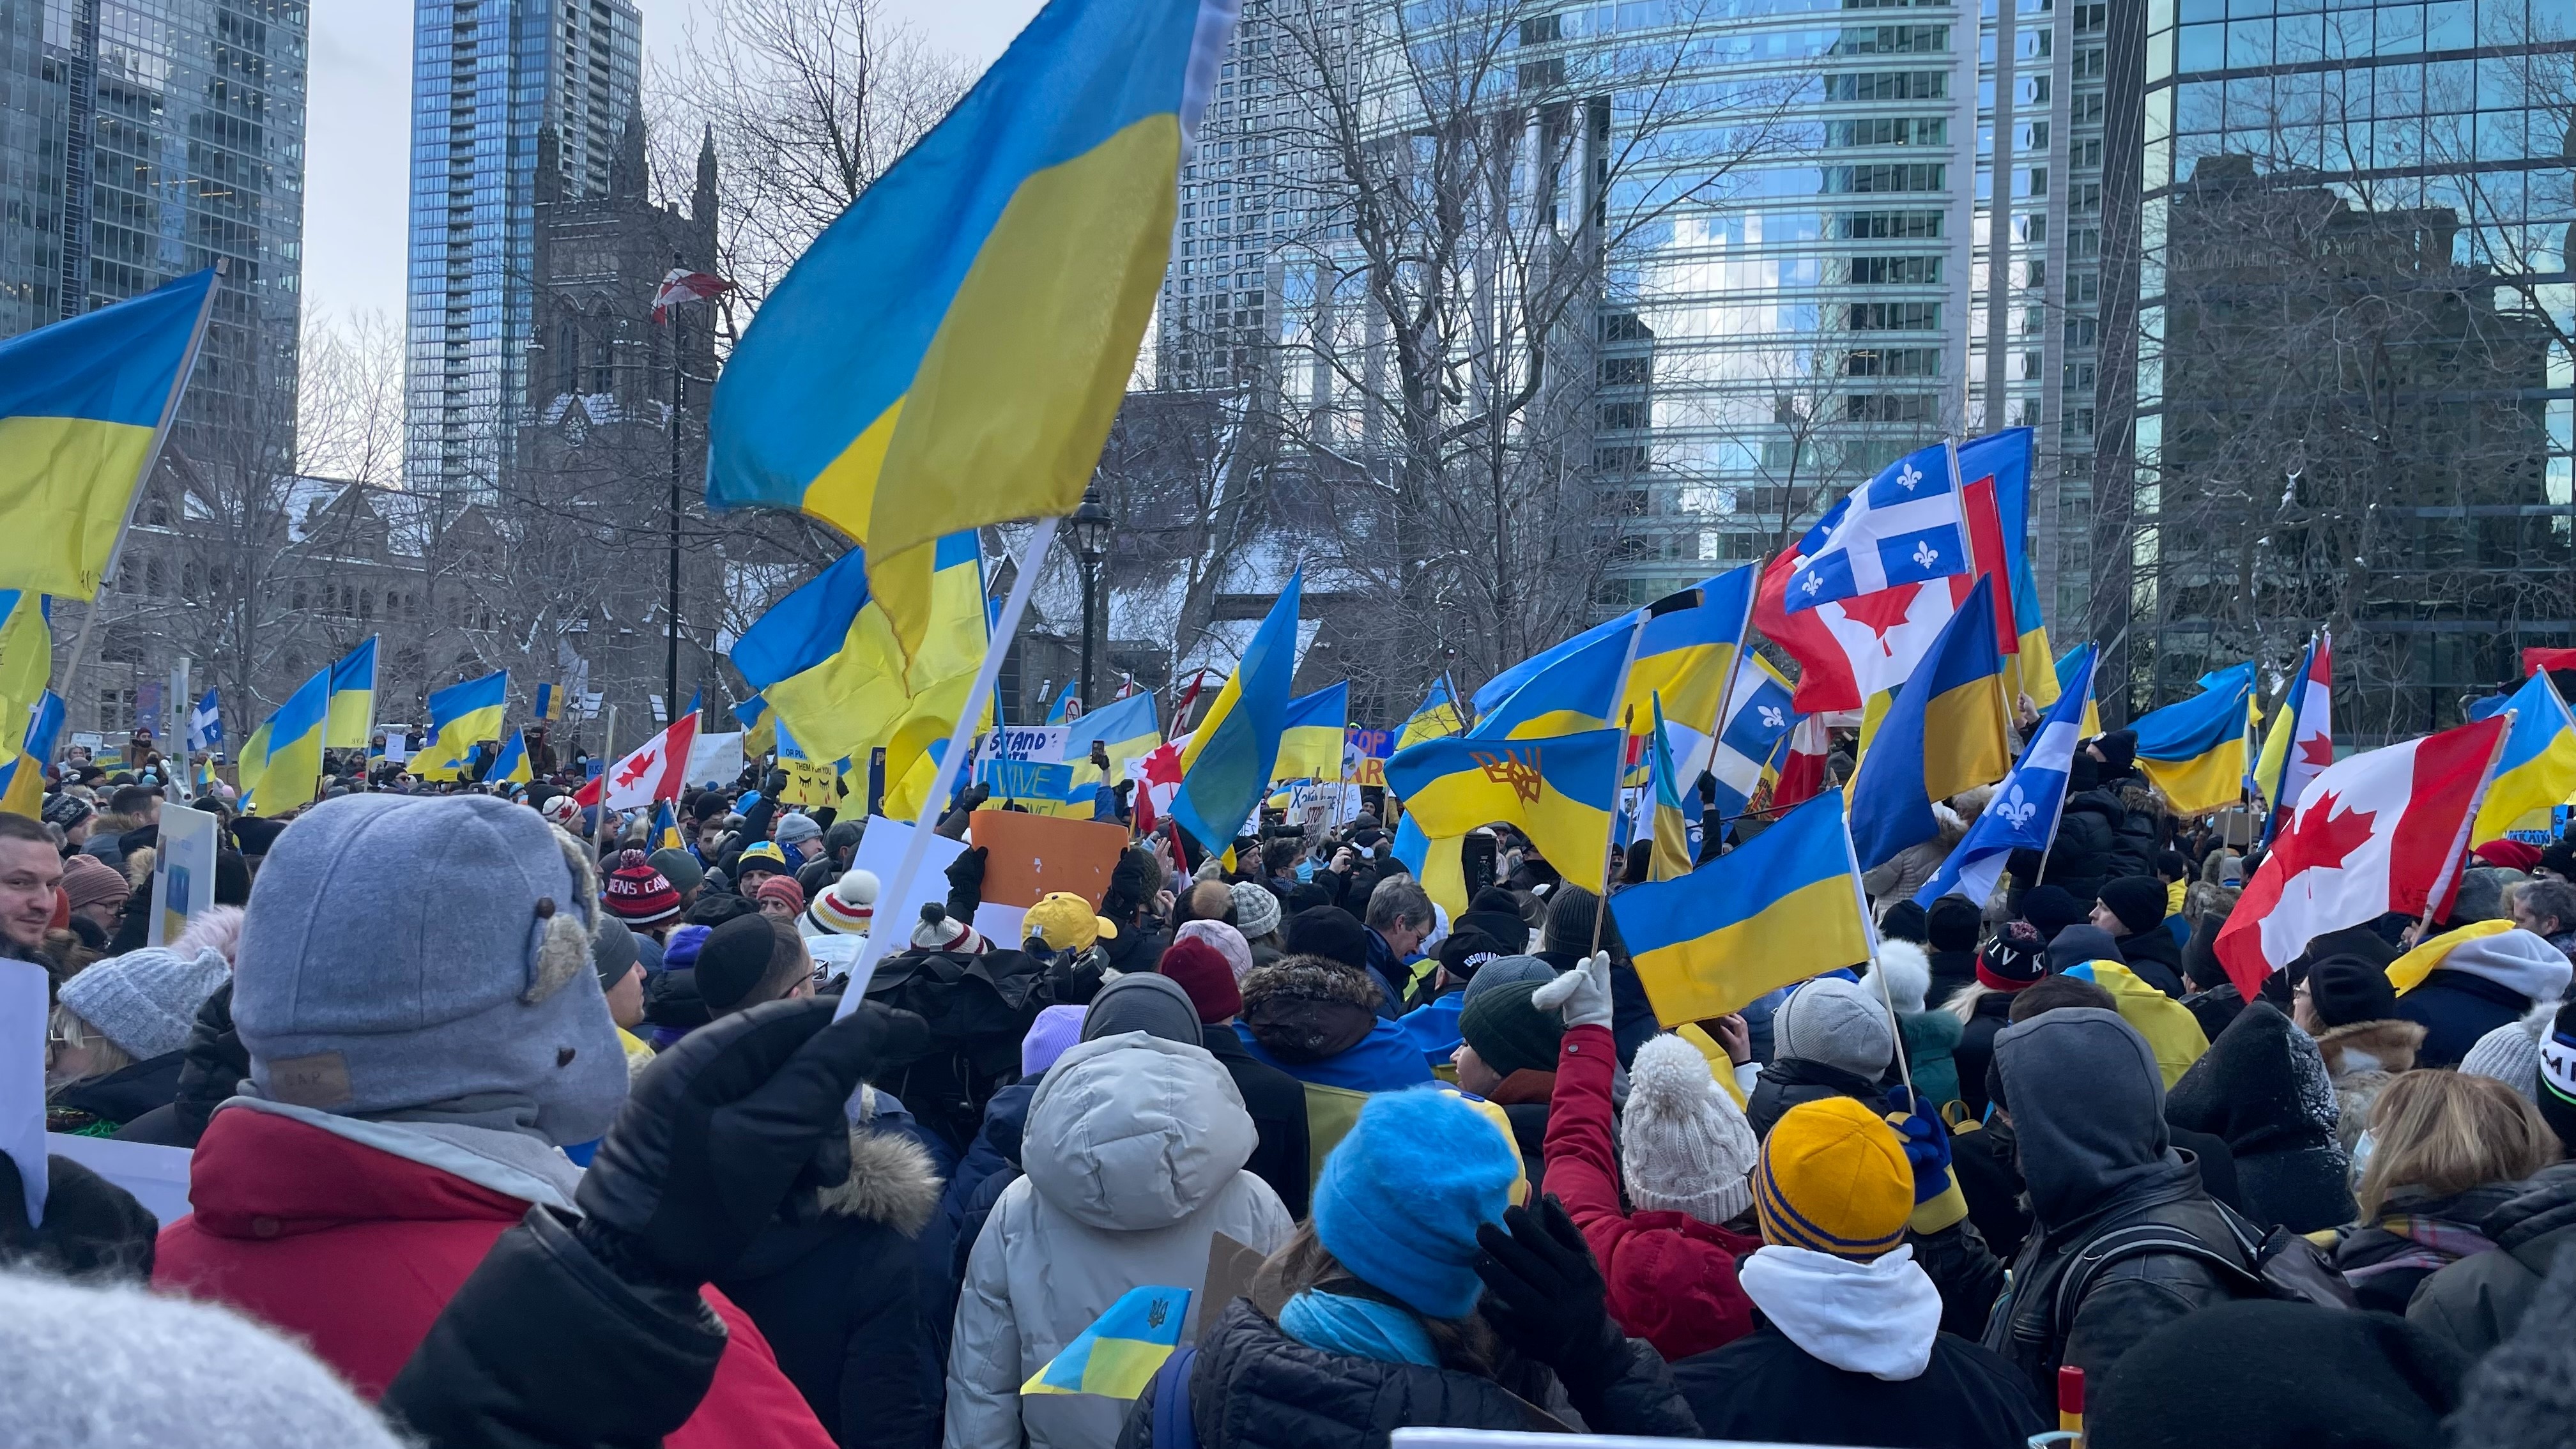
[1311,1089,1519,1319]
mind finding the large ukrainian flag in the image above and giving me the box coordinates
[1386,727,1621,893]
[325,635,379,750]
[2474,670,2576,839]
[1621,564,1756,730]
[417,670,510,782]
[1847,576,2012,871]
[1273,681,1347,782]
[0,269,217,599]
[705,0,1238,659]
[1609,790,1873,1023]
[2131,661,2257,816]
[1171,573,1299,849]
[247,666,330,814]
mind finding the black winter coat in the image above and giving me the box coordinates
[2395,967,2538,1069]
[1121,1298,1697,1449]
[2011,789,2125,901]
[49,1051,183,1134]
[1949,989,2016,1119]
[1926,949,1977,1009]
[2409,1162,2576,1358]
[1674,1322,2046,1449]
[1747,1055,1885,1139]
[712,1131,947,1449]
[941,1082,1034,1284]
[2113,928,2187,998]
[1204,1028,1312,1220]
[2163,1001,2354,1232]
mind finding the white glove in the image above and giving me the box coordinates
[1531,951,1615,1029]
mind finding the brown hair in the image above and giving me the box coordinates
[2357,1071,2563,1219]
[1262,1221,1501,1376]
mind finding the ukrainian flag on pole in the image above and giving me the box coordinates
[247,666,330,815]
[0,691,65,818]
[1644,695,1696,881]
[490,728,534,786]
[2474,670,2576,839]
[1021,1285,1192,1400]
[1386,727,1622,893]
[1273,681,1348,782]
[706,0,1238,661]
[0,269,217,598]
[1621,563,1756,728]
[1170,573,1299,848]
[1395,675,1467,749]
[325,635,379,750]
[1848,575,2013,871]
[1610,790,1874,1024]
[2131,661,2258,816]
[0,591,51,772]
[417,670,509,783]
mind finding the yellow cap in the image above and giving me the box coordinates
[1023,892,1116,952]
[1754,1096,1913,1259]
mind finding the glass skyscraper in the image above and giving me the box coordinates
[403,0,640,499]
[2113,0,2574,735]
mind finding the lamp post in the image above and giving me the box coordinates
[1069,487,1112,718]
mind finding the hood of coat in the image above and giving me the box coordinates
[185,1099,561,1241]
[1736,1243,1941,1380]
[1240,957,1383,1062]
[2315,1018,2426,1080]
[2164,1000,2342,1158]
[817,1127,944,1235]
[1995,1007,2193,1227]
[2433,929,2573,1004]
[1022,1030,1256,1231]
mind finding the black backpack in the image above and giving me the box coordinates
[2053,1199,2359,1333]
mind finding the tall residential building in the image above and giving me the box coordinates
[404,0,641,500]
[2103,0,2574,736]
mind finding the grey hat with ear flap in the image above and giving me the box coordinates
[231,793,627,1146]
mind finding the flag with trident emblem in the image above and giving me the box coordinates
[1386,727,1623,893]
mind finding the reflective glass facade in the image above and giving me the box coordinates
[404,0,639,499]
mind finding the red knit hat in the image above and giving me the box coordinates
[602,849,680,924]
[756,875,806,916]
[1158,935,1243,1023]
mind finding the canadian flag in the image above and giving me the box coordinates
[650,268,733,323]
[1770,714,1834,810]
[576,712,701,811]
[2215,715,2511,997]
[1756,548,1962,714]
[1126,733,1190,835]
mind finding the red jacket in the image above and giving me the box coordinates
[1545,1023,1761,1361]
[156,1103,834,1449]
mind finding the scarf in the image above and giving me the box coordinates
[1278,1290,1439,1367]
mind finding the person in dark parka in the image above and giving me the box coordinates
[1158,935,1312,1219]
[2086,1300,2468,1449]
[2005,757,2124,903]
[1924,896,1982,1008]
[2161,999,2354,1232]
[2092,877,2186,998]
[2395,926,2572,1069]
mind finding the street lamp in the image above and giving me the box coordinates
[1069,487,1112,716]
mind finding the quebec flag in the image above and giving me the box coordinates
[1783,441,1969,613]
[1915,644,2099,909]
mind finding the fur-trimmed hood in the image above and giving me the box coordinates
[815,1126,943,1236]
[1239,953,1383,1062]
[2314,1018,2426,1081]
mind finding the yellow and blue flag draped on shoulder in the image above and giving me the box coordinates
[1621,564,1756,730]
[1396,675,1467,750]
[705,0,1238,661]
[325,635,379,750]
[1644,695,1696,882]
[1172,572,1299,848]
[1021,1285,1192,1400]
[1609,789,1873,1023]
[0,591,53,772]
[1848,576,2012,871]
[247,665,331,814]
[2474,670,2576,839]
[417,670,509,783]
[1386,727,1622,893]
[2131,661,2258,817]
[0,269,217,599]
[0,691,64,817]
[1273,680,1347,782]
[490,728,533,786]
[2057,643,2103,739]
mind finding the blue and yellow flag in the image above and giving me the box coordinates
[248,665,332,813]
[1386,727,1622,891]
[1609,789,1873,1024]
[2131,661,2257,816]
[532,681,565,723]
[233,719,273,815]
[1621,564,1757,730]
[1395,675,1467,751]
[490,727,533,786]
[1644,695,1695,882]
[1848,576,2012,872]
[1020,1285,1192,1400]
[1172,572,1299,848]
[735,691,776,759]
[0,269,217,599]
[0,591,52,772]
[1045,678,1080,724]
[1961,429,2059,711]
[1473,617,1636,740]
[418,670,509,783]
[651,800,686,852]
[325,634,378,750]
[2057,643,2103,739]
[1273,680,1347,783]
[2474,670,2576,839]
[706,0,1236,660]
[1057,689,1160,815]
[0,691,65,818]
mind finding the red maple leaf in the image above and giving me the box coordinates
[615,750,656,790]
[1836,583,1925,659]
[2297,730,2334,771]
[2274,788,2376,882]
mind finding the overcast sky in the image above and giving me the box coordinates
[301,0,1045,330]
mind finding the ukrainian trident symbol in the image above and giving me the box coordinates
[1469,748,1546,805]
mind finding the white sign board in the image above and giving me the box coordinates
[848,815,968,947]
[45,1133,193,1227]
[148,804,220,947]
[686,730,746,788]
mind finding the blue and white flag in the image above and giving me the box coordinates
[1915,643,2099,909]
[1782,441,1969,613]
[1703,654,1801,819]
[187,687,222,752]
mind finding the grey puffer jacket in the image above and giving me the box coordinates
[944,1032,1293,1449]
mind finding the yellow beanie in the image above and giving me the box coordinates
[1754,1096,1913,1259]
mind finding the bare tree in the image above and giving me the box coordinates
[297,307,407,485]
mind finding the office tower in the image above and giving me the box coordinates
[2104,0,2573,733]
[404,0,642,500]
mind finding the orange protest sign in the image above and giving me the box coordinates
[969,809,1133,908]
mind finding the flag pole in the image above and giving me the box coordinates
[1836,797,1915,1100]
[837,516,1061,1022]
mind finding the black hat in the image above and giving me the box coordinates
[696,914,783,1013]
[1927,895,1982,952]
[229,816,287,857]
[2097,877,2170,937]
[1877,900,1930,946]
[2539,998,2576,1153]
[2090,728,2138,778]
[1458,887,1529,954]
[1437,925,1509,983]
[1975,919,2048,992]
[1544,885,1618,956]
[2018,883,2087,941]
[1284,905,1368,972]
[2306,954,2400,1029]
[2090,1300,2465,1449]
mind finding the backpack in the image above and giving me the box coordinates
[2053,1199,2359,1333]
[1145,1346,1199,1449]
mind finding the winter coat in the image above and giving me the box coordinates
[1232,1018,1433,1094]
[1947,987,2016,1119]
[2010,788,2125,903]
[1862,822,1961,914]
[2180,982,2244,1043]
[944,1082,1036,1284]
[1121,1297,1698,1449]
[1675,1322,2045,1449]
[2313,1017,2425,1154]
[945,1032,1293,1449]
[1202,1027,1312,1221]
[1897,1011,1963,1110]
[2331,1182,2525,1316]
[2397,931,2572,1068]
[2112,927,2187,999]
[1544,1022,1760,1361]
[2163,1001,2354,1232]
[47,1050,183,1135]
[716,1130,949,1449]
[2409,1162,2576,1358]
[155,1099,833,1449]
[2105,787,2163,880]
[1746,1055,1885,1139]
[1926,948,1978,1009]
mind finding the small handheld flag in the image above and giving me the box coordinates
[491,728,534,786]
[1020,1285,1192,1400]
[188,687,223,752]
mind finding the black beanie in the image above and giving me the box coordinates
[1459,979,1565,1078]
[2306,954,2400,1029]
[2097,876,2170,937]
[696,914,782,1013]
[2538,998,2576,1153]
[1284,905,1369,972]
[1878,900,1930,946]
[2090,1300,2467,1449]
[2019,884,2087,941]
[1438,925,1508,983]
[2090,729,2138,779]
[1544,885,1618,956]
[1927,895,1982,952]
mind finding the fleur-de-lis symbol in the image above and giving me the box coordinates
[1758,705,1787,730]
[1912,540,1940,569]
[1896,462,1923,491]
[1998,785,2037,830]
[1800,572,1824,596]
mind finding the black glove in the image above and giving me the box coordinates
[764,769,788,796]
[946,844,988,893]
[576,997,929,1286]
[962,783,991,809]
[1695,770,1718,807]
[1474,1194,1625,1397]
[0,1152,160,1280]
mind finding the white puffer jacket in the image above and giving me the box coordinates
[942,1031,1292,1449]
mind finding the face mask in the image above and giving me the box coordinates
[2349,1128,2375,1189]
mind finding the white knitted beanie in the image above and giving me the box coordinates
[1621,1032,1759,1224]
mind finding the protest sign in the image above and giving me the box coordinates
[148,803,219,947]
[45,1133,193,1227]
[976,725,1073,804]
[1,959,45,1226]
[1346,724,1393,787]
[686,729,746,788]
[970,809,1131,908]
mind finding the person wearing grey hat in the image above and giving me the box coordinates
[47,946,232,1134]
[646,846,705,907]
[772,811,824,870]
[1228,880,1284,966]
[1745,976,1895,1138]
[590,917,652,1075]
[1079,972,1204,1048]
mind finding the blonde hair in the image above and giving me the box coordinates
[46,1002,135,1091]
[2357,1070,2562,1219]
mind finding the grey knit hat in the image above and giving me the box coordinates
[1461,954,1556,1005]
[1622,1032,1758,1223]
[58,947,230,1060]
[774,812,822,847]
[1230,881,1283,939]
[1773,976,1896,1079]
[2461,1000,2561,1102]
[645,846,703,896]
[233,793,627,1146]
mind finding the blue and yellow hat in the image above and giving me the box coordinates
[1753,1096,1912,1260]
